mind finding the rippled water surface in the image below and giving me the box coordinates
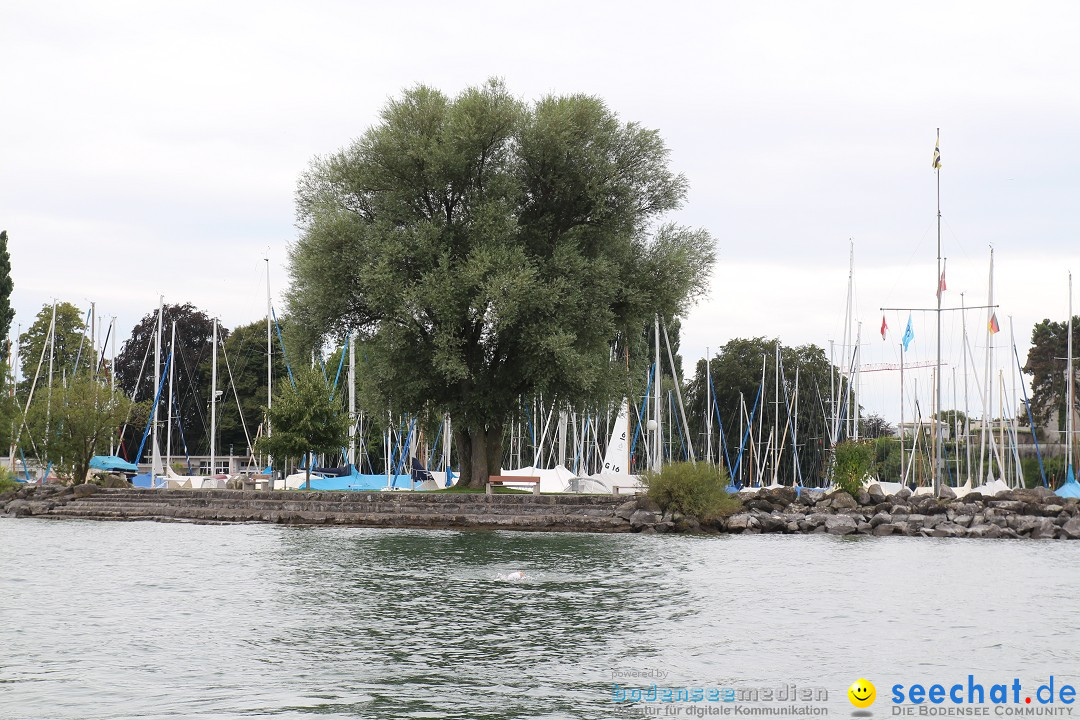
[2,518,1078,719]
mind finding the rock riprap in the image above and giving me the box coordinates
[2,484,1077,538]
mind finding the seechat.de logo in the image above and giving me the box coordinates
[849,679,877,708]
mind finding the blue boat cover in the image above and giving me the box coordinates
[131,473,155,488]
[90,455,139,473]
[302,473,412,491]
[1056,467,1080,498]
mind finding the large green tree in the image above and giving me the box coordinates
[18,302,90,385]
[1023,315,1079,438]
[0,230,14,449]
[287,79,715,487]
[25,375,133,483]
[0,230,13,345]
[257,366,348,489]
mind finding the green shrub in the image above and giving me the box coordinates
[640,462,742,521]
[832,440,875,496]
[0,467,22,494]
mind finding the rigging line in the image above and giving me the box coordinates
[219,340,257,465]
[174,340,210,441]
[878,220,937,313]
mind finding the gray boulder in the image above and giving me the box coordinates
[726,513,752,532]
[869,511,892,528]
[937,484,957,500]
[825,514,858,535]
[629,509,661,530]
[614,500,638,520]
[830,492,858,510]
[1060,517,1080,539]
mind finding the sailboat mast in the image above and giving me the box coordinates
[900,341,906,484]
[151,298,162,478]
[793,366,799,486]
[210,318,217,476]
[773,341,779,484]
[829,340,836,443]
[266,257,272,469]
[934,128,943,494]
[653,314,661,472]
[962,293,971,486]
[348,331,356,466]
[110,316,116,456]
[843,242,854,438]
[706,350,713,465]
[166,320,175,471]
[1068,272,1074,480]
[854,323,861,440]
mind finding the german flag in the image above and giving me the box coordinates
[988,312,1000,334]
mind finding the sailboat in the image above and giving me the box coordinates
[567,398,640,494]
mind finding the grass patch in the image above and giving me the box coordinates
[640,462,742,521]
[433,485,531,494]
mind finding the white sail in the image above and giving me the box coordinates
[600,399,630,483]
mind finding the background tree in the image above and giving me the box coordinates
[1024,315,1079,438]
[257,366,348,489]
[25,376,133,483]
[287,79,715,487]
[0,230,13,449]
[685,338,839,485]
[860,414,894,439]
[0,230,13,347]
[217,317,292,460]
[113,304,220,459]
[18,302,90,384]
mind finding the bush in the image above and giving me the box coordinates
[832,440,875,496]
[0,467,22,494]
[640,462,742,521]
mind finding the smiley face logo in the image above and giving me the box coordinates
[848,678,876,708]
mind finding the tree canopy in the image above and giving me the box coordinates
[685,337,839,486]
[25,375,133,483]
[18,302,90,384]
[0,230,13,346]
[217,317,292,458]
[256,366,348,487]
[114,303,220,457]
[1023,315,1079,437]
[287,79,715,486]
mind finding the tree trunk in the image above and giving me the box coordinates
[454,422,504,489]
[305,459,311,491]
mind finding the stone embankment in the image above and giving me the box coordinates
[721,484,1080,539]
[0,485,670,533]
[3,483,1079,538]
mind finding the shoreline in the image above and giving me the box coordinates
[2,484,1079,539]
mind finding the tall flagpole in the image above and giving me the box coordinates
[934,128,943,494]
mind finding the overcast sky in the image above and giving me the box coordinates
[2,0,1078,424]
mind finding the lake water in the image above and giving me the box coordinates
[1,518,1078,720]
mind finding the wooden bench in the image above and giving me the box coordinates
[487,475,541,496]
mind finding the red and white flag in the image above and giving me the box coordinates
[880,315,888,340]
[936,260,947,300]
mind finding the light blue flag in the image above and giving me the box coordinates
[902,313,914,351]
